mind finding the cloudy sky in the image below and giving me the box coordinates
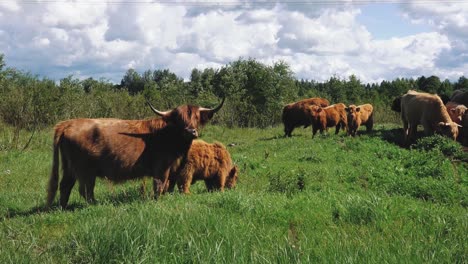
[0,0,467,84]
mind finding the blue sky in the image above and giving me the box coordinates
[357,4,431,39]
[0,0,467,84]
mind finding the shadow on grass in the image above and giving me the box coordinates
[1,202,87,220]
[1,186,150,220]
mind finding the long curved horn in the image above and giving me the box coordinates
[146,100,169,116]
[200,97,225,113]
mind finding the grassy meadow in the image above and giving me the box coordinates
[0,123,467,263]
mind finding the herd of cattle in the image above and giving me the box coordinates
[46,89,468,208]
[281,97,374,138]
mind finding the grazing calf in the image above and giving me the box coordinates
[282,97,330,137]
[446,101,467,125]
[167,140,238,194]
[309,103,348,137]
[47,99,224,208]
[400,90,459,143]
[346,104,374,136]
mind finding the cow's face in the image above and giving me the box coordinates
[225,166,239,189]
[435,122,460,141]
[147,98,224,140]
[449,105,467,124]
[346,105,360,122]
[309,105,323,119]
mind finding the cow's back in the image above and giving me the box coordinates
[57,118,155,181]
[401,91,451,125]
[298,97,330,107]
[188,141,232,179]
[358,104,373,123]
[451,90,468,105]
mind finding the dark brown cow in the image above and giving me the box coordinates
[309,103,348,137]
[282,97,330,137]
[346,104,374,136]
[401,90,459,143]
[167,140,238,194]
[391,96,402,112]
[47,99,224,208]
[450,89,468,104]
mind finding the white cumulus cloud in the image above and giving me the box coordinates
[0,0,465,83]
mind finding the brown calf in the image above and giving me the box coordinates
[446,101,467,125]
[282,97,330,137]
[167,140,238,193]
[309,103,348,137]
[346,104,374,136]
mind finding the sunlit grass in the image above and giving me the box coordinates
[1,124,467,263]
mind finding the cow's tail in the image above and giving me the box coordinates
[46,126,63,207]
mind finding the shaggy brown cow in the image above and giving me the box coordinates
[47,99,224,208]
[346,104,374,137]
[166,140,238,193]
[309,103,348,137]
[282,97,330,137]
[401,90,460,143]
[446,101,467,125]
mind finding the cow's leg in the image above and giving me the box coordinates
[284,125,292,137]
[78,176,96,204]
[312,127,319,138]
[335,124,340,135]
[59,169,76,209]
[422,122,434,137]
[366,118,374,132]
[204,178,217,192]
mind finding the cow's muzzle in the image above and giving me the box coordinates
[185,128,198,138]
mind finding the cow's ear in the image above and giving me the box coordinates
[200,111,214,125]
[356,107,361,112]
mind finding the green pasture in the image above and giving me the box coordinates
[1,124,467,263]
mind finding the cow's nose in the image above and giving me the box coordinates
[186,128,198,138]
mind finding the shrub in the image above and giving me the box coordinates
[267,169,307,196]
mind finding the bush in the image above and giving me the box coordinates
[267,169,307,196]
[412,135,464,159]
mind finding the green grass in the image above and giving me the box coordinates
[1,124,467,263]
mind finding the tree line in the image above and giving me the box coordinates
[1,53,468,143]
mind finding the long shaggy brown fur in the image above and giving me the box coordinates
[167,140,238,193]
[282,97,330,137]
[46,101,224,208]
[346,104,374,137]
[309,103,348,137]
[401,90,459,143]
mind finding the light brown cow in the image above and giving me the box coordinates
[309,103,348,137]
[47,99,224,208]
[346,104,374,137]
[282,97,330,137]
[167,140,238,194]
[446,101,467,125]
[400,90,460,143]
